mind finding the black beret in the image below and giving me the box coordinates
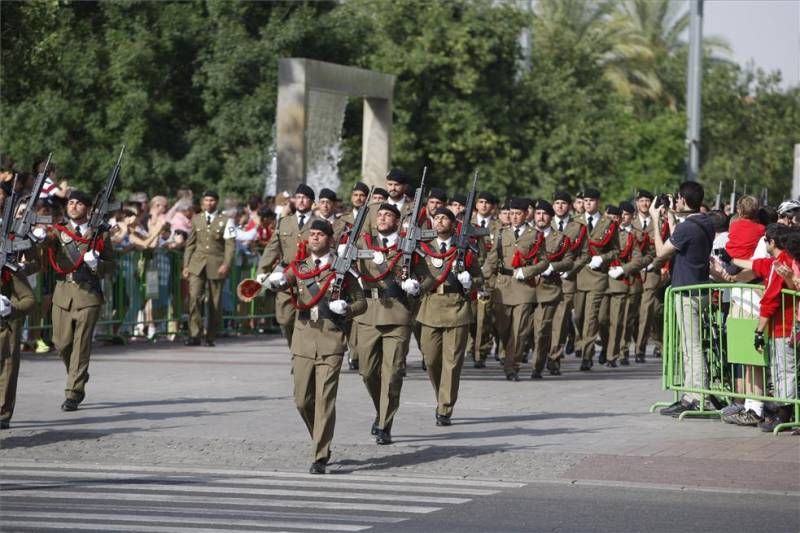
[309,219,333,236]
[295,184,315,200]
[605,205,621,216]
[583,188,601,199]
[428,187,447,202]
[353,181,369,195]
[450,193,467,205]
[431,206,456,221]
[372,187,388,198]
[319,188,337,202]
[202,190,219,200]
[527,198,537,208]
[386,168,411,185]
[619,201,635,214]
[68,190,93,206]
[535,200,555,217]
[636,189,654,200]
[478,191,498,204]
[553,190,571,203]
[377,202,401,218]
[509,198,529,211]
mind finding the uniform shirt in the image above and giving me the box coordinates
[310,252,332,268]
[585,212,601,230]
[435,236,453,250]
[553,215,569,232]
[476,215,492,229]
[69,220,90,236]
[376,232,399,247]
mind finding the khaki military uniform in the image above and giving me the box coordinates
[259,211,320,347]
[1,269,36,424]
[532,229,573,374]
[467,215,502,363]
[573,214,619,365]
[285,254,366,463]
[550,216,583,359]
[415,240,482,419]
[632,215,670,358]
[354,232,411,433]
[183,211,235,342]
[483,225,549,377]
[50,223,115,403]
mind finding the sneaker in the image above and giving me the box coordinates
[758,415,782,433]
[660,399,697,417]
[720,403,744,417]
[35,339,51,353]
[725,409,762,426]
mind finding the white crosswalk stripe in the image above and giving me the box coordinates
[0,461,524,532]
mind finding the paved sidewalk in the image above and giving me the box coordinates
[2,336,798,493]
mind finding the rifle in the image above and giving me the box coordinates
[397,167,436,280]
[713,181,722,211]
[329,185,374,301]
[729,180,736,213]
[453,170,488,273]
[11,152,53,242]
[87,145,125,250]
[0,175,29,274]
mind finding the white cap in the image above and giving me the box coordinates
[777,200,800,216]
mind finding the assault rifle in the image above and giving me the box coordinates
[12,152,53,242]
[87,146,125,250]
[330,185,375,300]
[397,167,436,280]
[0,176,28,274]
[453,170,488,273]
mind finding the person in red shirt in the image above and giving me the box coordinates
[731,224,797,431]
[725,196,765,261]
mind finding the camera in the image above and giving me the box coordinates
[654,193,674,210]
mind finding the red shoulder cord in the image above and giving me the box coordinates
[287,255,336,310]
[588,221,618,256]
[638,231,650,252]
[47,225,106,275]
[547,235,571,262]
[570,224,587,252]
[1,268,11,284]
[359,233,402,283]
[511,231,545,268]
[417,242,475,291]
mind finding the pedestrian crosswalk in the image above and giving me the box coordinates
[0,461,524,532]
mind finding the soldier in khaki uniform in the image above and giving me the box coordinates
[258,184,320,348]
[529,200,573,378]
[483,198,549,381]
[182,190,235,346]
[1,268,36,429]
[631,190,669,362]
[573,188,619,371]
[265,219,366,474]
[618,201,653,364]
[406,207,481,426]
[600,204,644,367]
[49,190,116,411]
[335,181,369,240]
[550,191,583,365]
[364,169,414,234]
[354,203,410,444]
[467,191,501,368]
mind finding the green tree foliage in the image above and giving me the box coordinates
[1,0,796,206]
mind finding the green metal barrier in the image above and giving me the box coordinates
[653,282,800,434]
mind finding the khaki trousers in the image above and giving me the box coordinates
[419,324,468,417]
[53,303,100,401]
[292,353,343,463]
[575,289,607,362]
[188,273,224,341]
[467,295,494,361]
[0,320,22,421]
[636,286,659,355]
[625,290,642,352]
[532,301,558,372]
[495,301,534,375]
[356,323,409,432]
[602,292,628,362]
[550,289,575,358]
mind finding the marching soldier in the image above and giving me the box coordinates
[530,200,573,377]
[619,201,653,364]
[550,191,583,363]
[406,207,481,425]
[258,184,320,348]
[316,188,341,240]
[364,169,414,233]
[483,198,548,381]
[573,188,619,371]
[468,191,501,368]
[631,190,668,362]
[182,190,235,347]
[264,219,366,474]
[354,203,411,444]
[1,264,36,429]
[49,190,116,410]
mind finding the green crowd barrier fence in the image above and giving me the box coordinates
[23,247,277,345]
[651,282,800,434]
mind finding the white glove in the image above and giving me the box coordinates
[267,271,287,288]
[560,272,569,279]
[0,295,11,318]
[31,227,47,243]
[608,266,624,279]
[401,278,420,296]
[589,256,603,270]
[646,263,655,272]
[337,243,347,256]
[256,272,269,285]
[328,299,348,315]
[514,268,526,280]
[457,271,472,290]
[83,250,99,270]
[542,264,554,277]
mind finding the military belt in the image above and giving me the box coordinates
[366,285,404,300]
[435,284,463,295]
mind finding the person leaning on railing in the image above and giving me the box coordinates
[648,182,715,418]
[719,224,798,431]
